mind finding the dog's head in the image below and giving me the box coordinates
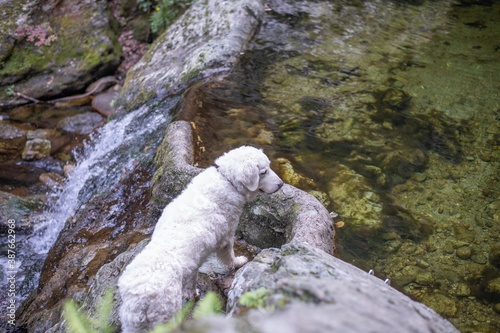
[215,146,284,196]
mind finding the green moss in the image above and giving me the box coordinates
[238,288,270,309]
[0,9,121,79]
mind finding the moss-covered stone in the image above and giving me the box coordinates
[0,0,122,108]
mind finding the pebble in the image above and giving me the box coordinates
[416,272,434,286]
[22,138,51,160]
[471,253,488,264]
[443,241,454,254]
[451,283,471,297]
[39,172,64,188]
[485,277,500,295]
[63,164,76,177]
[413,172,426,182]
[456,246,472,260]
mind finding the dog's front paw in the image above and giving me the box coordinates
[234,256,248,268]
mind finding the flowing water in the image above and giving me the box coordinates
[187,1,500,332]
[0,99,174,308]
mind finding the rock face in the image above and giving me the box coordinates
[0,0,121,108]
[181,241,459,333]
[118,0,264,111]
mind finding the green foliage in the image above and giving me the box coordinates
[192,291,223,319]
[62,289,223,333]
[5,85,15,96]
[136,0,195,34]
[63,289,115,333]
[238,287,270,309]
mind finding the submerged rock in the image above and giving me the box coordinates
[328,164,384,230]
[0,122,26,162]
[56,112,104,134]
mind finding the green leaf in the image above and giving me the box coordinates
[63,300,93,333]
[193,292,223,319]
[238,288,270,309]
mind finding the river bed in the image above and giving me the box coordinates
[187,0,500,332]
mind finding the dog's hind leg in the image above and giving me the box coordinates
[216,240,248,269]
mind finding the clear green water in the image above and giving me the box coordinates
[188,0,500,331]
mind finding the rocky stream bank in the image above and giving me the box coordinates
[1,0,496,332]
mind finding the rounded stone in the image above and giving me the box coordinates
[456,246,472,260]
[488,244,500,269]
[485,277,500,295]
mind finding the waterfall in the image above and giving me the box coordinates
[31,104,171,253]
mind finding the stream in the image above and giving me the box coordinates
[177,0,500,331]
[1,0,499,332]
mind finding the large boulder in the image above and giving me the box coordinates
[117,0,265,111]
[0,0,121,108]
[221,241,458,333]
[181,241,459,333]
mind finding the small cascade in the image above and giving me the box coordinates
[6,100,174,305]
[30,109,138,254]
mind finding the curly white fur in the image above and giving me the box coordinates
[118,146,283,332]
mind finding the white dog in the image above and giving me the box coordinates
[118,146,284,333]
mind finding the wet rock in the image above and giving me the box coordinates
[328,164,383,230]
[27,129,60,141]
[0,0,122,108]
[118,0,264,111]
[56,112,104,134]
[0,191,41,232]
[8,105,82,128]
[22,138,51,160]
[63,164,75,177]
[456,246,472,260]
[92,91,119,117]
[0,122,26,161]
[39,172,64,189]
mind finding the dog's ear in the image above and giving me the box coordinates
[240,164,260,191]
